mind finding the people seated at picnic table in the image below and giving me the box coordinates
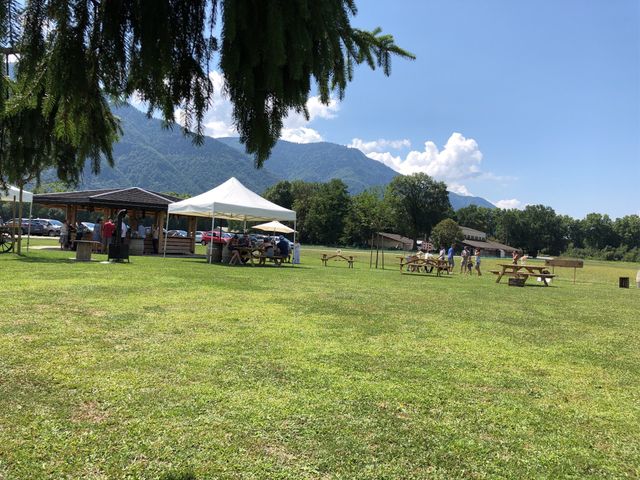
[238,232,251,248]
[259,237,275,265]
[438,246,446,261]
[227,234,242,265]
[276,236,290,260]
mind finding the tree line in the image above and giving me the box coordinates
[262,173,640,262]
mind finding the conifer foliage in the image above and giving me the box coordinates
[1,0,414,184]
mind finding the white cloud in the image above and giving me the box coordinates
[348,138,411,154]
[494,199,523,209]
[129,70,340,143]
[357,133,483,183]
[448,183,473,196]
[280,127,323,144]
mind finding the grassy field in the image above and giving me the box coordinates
[0,244,638,479]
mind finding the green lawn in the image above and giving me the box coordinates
[0,247,638,479]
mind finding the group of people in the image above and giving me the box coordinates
[227,232,300,266]
[422,243,482,275]
[58,217,161,254]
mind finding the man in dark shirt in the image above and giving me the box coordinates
[277,236,289,258]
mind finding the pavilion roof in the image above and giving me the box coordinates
[34,187,182,211]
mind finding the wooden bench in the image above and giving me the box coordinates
[321,253,354,268]
[490,270,556,286]
[256,253,288,266]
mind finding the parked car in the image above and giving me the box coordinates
[167,229,188,237]
[81,222,95,233]
[7,218,46,235]
[201,230,233,245]
[35,218,62,236]
[195,231,204,243]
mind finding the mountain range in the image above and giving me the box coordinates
[55,104,495,210]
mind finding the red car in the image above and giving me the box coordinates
[201,231,233,245]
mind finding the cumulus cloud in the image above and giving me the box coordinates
[280,127,323,144]
[448,183,473,196]
[494,199,523,209]
[279,96,340,143]
[131,71,340,142]
[357,133,483,183]
[348,138,411,154]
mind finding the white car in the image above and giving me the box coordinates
[195,231,204,243]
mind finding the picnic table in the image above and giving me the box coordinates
[321,253,354,268]
[490,263,556,286]
[237,246,289,266]
[400,256,451,276]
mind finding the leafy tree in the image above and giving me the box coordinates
[582,213,618,250]
[494,208,526,249]
[263,181,294,210]
[431,218,463,249]
[455,205,495,236]
[385,173,451,248]
[613,215,640,249]
[519,205,566,256]
[342,187,392,246]
[3,0,414,181]
[304,179,351,245]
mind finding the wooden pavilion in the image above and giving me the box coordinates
[33,187,196,255]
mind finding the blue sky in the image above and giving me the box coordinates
[186,1,639,218]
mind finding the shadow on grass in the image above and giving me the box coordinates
[13,255,75,264]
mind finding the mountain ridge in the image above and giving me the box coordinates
[48,104,495,210]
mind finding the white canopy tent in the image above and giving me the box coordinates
[166,177,296,262]
[1,185,34,253]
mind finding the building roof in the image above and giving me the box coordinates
[463,239,518,253]
[377,232,413,245]
[34,187,182,211]
[461,226,487,238]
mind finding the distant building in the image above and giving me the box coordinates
[460,226,517,257]
[369,232,413,251]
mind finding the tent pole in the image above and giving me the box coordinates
[209,212,215,264]
[369,232,374,269]
[26,200,33,253]
[293,219,297,266]
[163,213,170,258]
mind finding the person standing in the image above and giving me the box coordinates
[292,240,301,264]
[460,246,469,273]
[59,220,69,250]
[447,244,455,272]
[93,218,103,252]
[474,248,482,276]
[137,221,146,239]
[152,225,160,254]
[102,218,115,252]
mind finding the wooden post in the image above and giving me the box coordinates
[187,216,196,253]
[157,211,166,255]
[369,232,374,268]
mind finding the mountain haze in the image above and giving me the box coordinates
[50,104,495,209]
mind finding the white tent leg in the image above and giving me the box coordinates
[26,201,33,253]
[209,213,215,264]
[163,213,170,258]
[293,220,297,266]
